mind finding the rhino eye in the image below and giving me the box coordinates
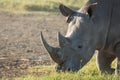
[67,16,74,23]
[78,45,82,49]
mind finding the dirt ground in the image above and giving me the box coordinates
[0,11,67,78]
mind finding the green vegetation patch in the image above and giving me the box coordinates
[15,56,120,80]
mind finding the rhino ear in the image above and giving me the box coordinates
[59,4,76,17]
[87,3,97,17]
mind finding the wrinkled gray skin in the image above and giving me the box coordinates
[41,0,120,74]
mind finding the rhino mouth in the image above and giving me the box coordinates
[55,59,86,72]
[55,64,82,72]
[55,66,77,72]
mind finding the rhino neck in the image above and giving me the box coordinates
[94,0,114,50]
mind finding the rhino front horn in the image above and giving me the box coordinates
[40,32,62,63]
[58,32,71,47]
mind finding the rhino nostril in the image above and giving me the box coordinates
[67,68,71,71]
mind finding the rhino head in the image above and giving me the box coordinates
[40,2,97,72]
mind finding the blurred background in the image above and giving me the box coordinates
[0,0,86,13]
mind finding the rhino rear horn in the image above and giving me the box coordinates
[58,32,71,47]
[40,32,62,63]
